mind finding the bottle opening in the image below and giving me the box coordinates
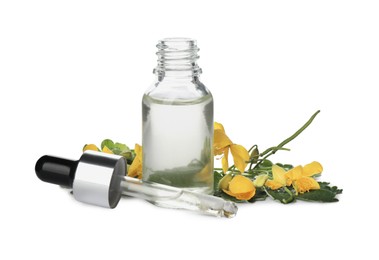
[154,37,202,76]
[159,38,197,50]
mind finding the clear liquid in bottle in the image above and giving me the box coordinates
[142,94,213,194]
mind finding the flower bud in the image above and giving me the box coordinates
[218,173,233,190]
[253,174,268,188]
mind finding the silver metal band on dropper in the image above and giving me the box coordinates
[73,150,125,208]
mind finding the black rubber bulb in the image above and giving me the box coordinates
[35,155,78,187]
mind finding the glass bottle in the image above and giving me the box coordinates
[142,38,214,194]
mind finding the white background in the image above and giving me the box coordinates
[1,0,378,259]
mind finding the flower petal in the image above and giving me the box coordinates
[102,146,113,154]
[233,191,256,200]
[265,180,284,190]
[128,164,142,179]
[303,161,323,177]
[230,144,249,173]
[228,175,256,195]
[128,144,143,179]
[214,129,232,155]
[214,122,225,132]
[285,165,303,184]
[221,147,229,173]
[293,176,320,194]
[224,175,256,200]
[223,189,236,197]
[134,143,142,158]
[272,165,287,186]
[83,144,100,152]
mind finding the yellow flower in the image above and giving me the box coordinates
[214,122,250,173]
[128,144,142,179]
[83,144,113,154]
[265,162,322,194]
[265,164,287,190]
[222,175,256,200]
[285,161,322,194]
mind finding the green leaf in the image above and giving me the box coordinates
[297,190,338,202]
[121,151,133,160]
[111,142,130,155]
[297,182,342,202]
[111,148,121,154]
[265,187,294,204]
[124,149,137,164]
[318,182,343,194]
[259,159,273,168]
[248,187,268,203]
[101,139,114,150]
[114,142,130,152]
[214,190,246,203]
[275,163,294,171]
[253,160,274,177]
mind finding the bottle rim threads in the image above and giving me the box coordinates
[154,38,202,76]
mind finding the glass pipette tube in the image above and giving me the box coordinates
[120,176,238,218]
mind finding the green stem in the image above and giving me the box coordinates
[274,110,320,153]
[247,144,258,171]
[248,144,257,153]
[283,186,294,204]
[252,153,274,170]
[253,110,320,170]
[248,163,254,172]
[259,146,290,157]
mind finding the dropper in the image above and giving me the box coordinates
[35,150,238,218]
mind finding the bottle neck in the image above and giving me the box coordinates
[153,38,202,80]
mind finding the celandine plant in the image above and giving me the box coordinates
[84,110,342,204]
